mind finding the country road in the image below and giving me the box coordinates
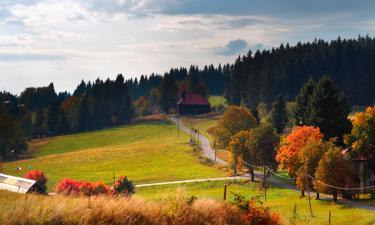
[170,116,228,165]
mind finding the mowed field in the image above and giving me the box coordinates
[137,180,375,225]
[1,122,225,191]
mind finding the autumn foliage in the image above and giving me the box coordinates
[276,126,323,177]
[55,178,111,196]
[345,106,375,157]
[24,170,48,194]
[213,106,257,148]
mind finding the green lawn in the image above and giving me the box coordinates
[208,95,227,108]
[180,114,219,143]
[1,122,225,191]
[137,180,375,225]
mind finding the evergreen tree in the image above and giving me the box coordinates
[270,95,288,133]
[158,73,178,113]
[118,84,133,124]
[33,109,45,137]
[309,76,352,143]
[46,102,61,135]
[295,78,316,126]
[0,108,27,157]
[78,92,90,132]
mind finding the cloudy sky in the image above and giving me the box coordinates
[1,0,375,93]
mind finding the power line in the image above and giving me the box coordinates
[308,175,375,191]
[241,160,375,190]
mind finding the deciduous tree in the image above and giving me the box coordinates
[213,106,257,148]
[314,143,351,202]
[344,106,375,173]
[276,126,323,178]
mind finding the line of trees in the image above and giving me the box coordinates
[225,36,375,109]
[213,76,373,201]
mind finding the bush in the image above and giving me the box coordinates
[24,170,48,194]
[55,178,111,196]
[232,193,281,225]
[113,176,135,196]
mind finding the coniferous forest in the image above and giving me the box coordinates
[1,36,375,158]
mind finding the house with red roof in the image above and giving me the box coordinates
[177,91,210,115]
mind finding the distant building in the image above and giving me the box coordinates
[0,173,36,194]
[177,91,210,115]
[343,149,375,188]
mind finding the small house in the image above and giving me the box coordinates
[177,91,210,115]
[0,173,36,194]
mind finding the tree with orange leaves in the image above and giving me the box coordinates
[345,106,375,172]
[276,126,324,178]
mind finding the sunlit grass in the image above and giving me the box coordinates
[1,122,225,191]
[137,180,375,225]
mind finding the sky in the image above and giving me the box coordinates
[1,0,375,94]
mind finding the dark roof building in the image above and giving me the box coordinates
[177,92,210,115]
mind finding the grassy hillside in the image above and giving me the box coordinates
[137,180,375,225]
[1,122,225,191]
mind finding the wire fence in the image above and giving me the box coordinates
[240,160,375,191]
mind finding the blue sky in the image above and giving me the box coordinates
[1,0,375,93]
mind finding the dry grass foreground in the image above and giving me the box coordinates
[0,191,249,225]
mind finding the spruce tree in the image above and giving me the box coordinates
[295,78,316,126]
[78,92,90,132]
[34,109,45,137]
[295,76,352,143]
[46,102,61,135]
[271,95,288,133]
[158,73,178,113]
[309,76,352,143]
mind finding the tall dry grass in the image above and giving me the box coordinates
[0,191,247,225]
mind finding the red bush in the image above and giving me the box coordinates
[24,170,48,194]
[55,178,111,196]
[242,201,281,225]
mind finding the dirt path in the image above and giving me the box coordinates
[136,176,249,187]
[170,116,228,165]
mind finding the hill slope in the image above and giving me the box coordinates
[1,122,225,190]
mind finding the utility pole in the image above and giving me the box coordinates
[177,117,180,138]
[306,175,313,216]
[233,146,237,182]
[264,167,267,202]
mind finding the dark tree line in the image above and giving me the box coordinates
[225,36,375,108]
[126,64,230,101]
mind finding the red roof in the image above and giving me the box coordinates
[177,93,210,106]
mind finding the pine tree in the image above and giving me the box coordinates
[33,109,45,137]
[46,102,61,135]
[271,95,288,133]
[309,76,352,143]
[158,73,178,113]
[78,92,90,132]
[295,78,316,126]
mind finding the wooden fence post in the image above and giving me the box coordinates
[224,184,227,201]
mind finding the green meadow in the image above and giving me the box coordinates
[1,122,225,191]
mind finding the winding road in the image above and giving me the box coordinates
[170,116,228,165]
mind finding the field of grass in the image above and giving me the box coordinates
[208,95,227,108]
[0,190,246,225]
[1,122,225,191]
[137,180,375,225]
[180,114,219,143]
